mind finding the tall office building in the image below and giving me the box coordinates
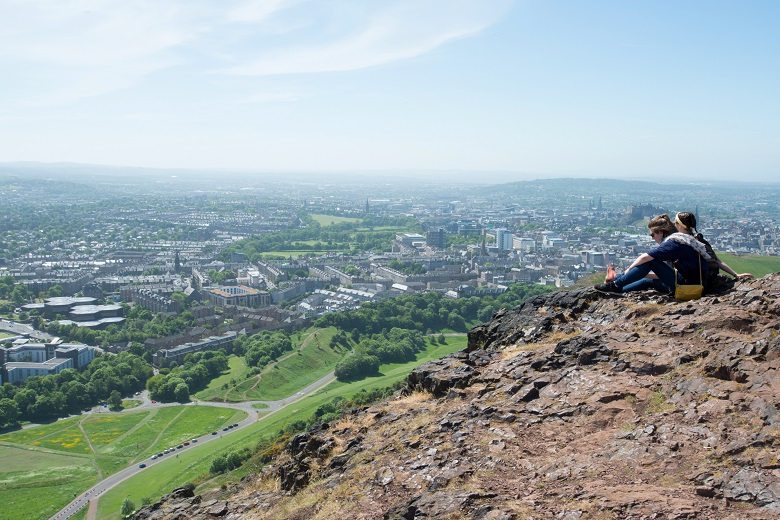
[495,228,514,250]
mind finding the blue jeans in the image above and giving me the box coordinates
[614,259,678,294]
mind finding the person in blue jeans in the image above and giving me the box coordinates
[596,212,710,294]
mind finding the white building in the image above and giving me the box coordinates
[495,229,514,251]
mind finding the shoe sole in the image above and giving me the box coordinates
[594,288,624,297]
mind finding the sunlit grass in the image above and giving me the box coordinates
[0,406,246,520]
[718,253,780,278]
[309,214,361,226]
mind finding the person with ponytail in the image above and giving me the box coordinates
[595,212,709,295]
[674,212,753,284]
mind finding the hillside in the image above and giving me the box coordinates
[134,274,780,519]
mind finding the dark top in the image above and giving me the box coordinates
[648,240,708,284]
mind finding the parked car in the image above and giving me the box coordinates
[139,463,146,468]
[212,431,218,435]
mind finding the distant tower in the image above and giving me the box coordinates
[598,196,603,211]
[481,234,487,256]
[174,251,181,273]
[365,198,370,214]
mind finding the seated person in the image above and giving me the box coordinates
[674,211,754,285]
[618,214,676,293]
[596,213,710,294]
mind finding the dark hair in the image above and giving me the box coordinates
[675,212,697,232]
[648,214,676,238]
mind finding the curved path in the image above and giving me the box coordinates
[50,371,336,520]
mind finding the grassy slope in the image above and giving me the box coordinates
[95,336,468,520]
[717,253,780,278]
[193,355,249,401]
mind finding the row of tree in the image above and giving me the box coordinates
[0,352,152,428]
[334,328,427,381]
[315,284,552,338]
[146,350,230,402]
[234,331,294,369]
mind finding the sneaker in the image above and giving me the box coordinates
[594,281,621,293]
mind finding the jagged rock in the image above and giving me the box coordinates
[134,274,780,520]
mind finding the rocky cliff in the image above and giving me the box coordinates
[134,274,780,519]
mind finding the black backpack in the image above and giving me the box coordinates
[695,233,724,293]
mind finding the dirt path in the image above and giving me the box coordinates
[78,419,98,456]
[86,496,98,520]
[110,408,159,464]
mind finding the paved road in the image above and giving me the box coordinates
[0,318,53,340]
[49,371,337,520]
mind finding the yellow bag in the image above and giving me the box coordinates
[674,283,703,301]
[674,254,703,301]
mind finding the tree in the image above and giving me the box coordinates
[174,382,190,403]
[120,498,136,517]
[0,398,20,428]
[108,390,123,410]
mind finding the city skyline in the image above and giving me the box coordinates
[1,0,779,182]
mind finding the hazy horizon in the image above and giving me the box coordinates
[1,1,778,181]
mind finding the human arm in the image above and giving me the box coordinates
[717,260,753,280]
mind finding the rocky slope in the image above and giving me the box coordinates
[135,274,780,519]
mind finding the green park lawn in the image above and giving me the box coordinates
[717,253,780,278]
[0,406,247,520]
[309,214,361,226]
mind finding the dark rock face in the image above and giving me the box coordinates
[134,274,780,519]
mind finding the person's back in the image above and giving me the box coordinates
[694,232,725,293]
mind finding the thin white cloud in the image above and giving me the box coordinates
[226,0,298,23]
[220,0,514,76]
[243,89,309,103]
[0,0,196,66]
[0,0,513,106]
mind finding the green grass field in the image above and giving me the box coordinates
[244,328,344,401]
[717,253,780,278]
[193,354,249,401]
[258,250,333,259]
[309,214,361,226]
[0,406,247,520]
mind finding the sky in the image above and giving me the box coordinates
[1,0,779,182]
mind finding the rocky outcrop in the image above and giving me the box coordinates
[134,274,780,519]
